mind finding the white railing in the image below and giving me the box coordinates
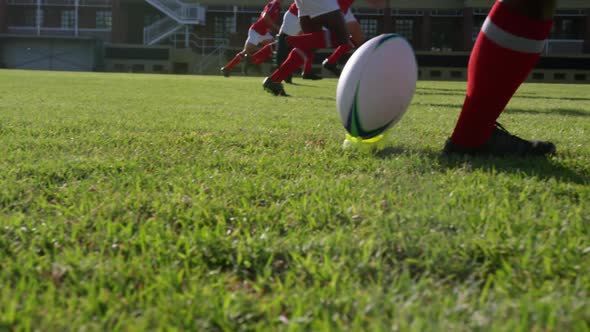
[543,39,585,55]
[169,33,229,73]
[7,26,110,39]
[143,16,184,45]
[7,26,37,34]
[174,33,229,74]
[7,0,111,5]
[144,0,205,24]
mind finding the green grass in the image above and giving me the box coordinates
[0,69,589,331]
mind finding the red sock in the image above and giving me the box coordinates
[270,48,313,82]
[325,42,353,65]
[287,31,331,49]
[250,43,275,65]
[223,52,244,71]
[451,1,553,147]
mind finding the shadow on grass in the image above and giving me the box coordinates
[505,108,590,117]
[416,87,590,102]
[411,102,590,118]
[514,95,590,102]
[376,147,588,185]
[412,102,463,109]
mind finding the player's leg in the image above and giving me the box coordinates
[445,0,557,156]
[323,12,363,77]
[275,33,294,83]
[221,30,259,76]
[263,10,348,95]
[276,10,301,83]
[262,15,323,96]
[301,54,322,80]
[286,10,349,50]
[249,40,277,66]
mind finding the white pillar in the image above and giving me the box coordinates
[232,5,237,33]
[36,0,41,35]
[185,25,189,48]
[75,0,79,36]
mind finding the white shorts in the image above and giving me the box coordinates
[343,10,357,23]
[279,11,301,36]
[245,28,273,46]
[295,0,339,18]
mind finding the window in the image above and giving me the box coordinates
[472,17,486,40]
[24,9,37,26]
[61,10,75,29]
[214,16,235,39]
[23,9,43,27]
[395,19,414,41]
[96,10,112,29]
[359,18,378,39]
[431,19,460,51]
[560,19,577,39]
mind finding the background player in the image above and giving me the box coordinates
[220,0,284,77]
[263,0,384,96]
[251,2,321,83]
[444,0,558,156]
[322,0,367,77]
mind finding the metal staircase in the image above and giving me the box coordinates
[191,34,230,74]
[170,32,230,74]
[143,0,205,45]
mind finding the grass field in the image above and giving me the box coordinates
[0,69,589,331]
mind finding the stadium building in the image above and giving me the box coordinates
[1,0,590,81]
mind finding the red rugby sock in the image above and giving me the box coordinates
[450,1,553,147]
[223,52,244,71]
[270,48,313,82]
[287,31,331,49]
[325,42,353,65]
[250,43,275,65]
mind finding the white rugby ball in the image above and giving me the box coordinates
[337,34,417,139]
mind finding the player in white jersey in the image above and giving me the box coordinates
[294,0,340,18]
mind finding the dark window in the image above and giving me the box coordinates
[23,9,42,26]
[113,64,127,72]
[359,18,378,38]
[560,19,577,39]
[430,70,442,78]
[395,19,414,41]
[61,10,75,29]
[214,16,235,39]
[96,10,112,29]
[431,18,460,51]
[451,70,463,79]
[132,64,145,72]
[472,16,486,41]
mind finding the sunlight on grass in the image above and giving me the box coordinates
[0,70,589,330]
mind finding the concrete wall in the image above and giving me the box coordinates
[1,38,97,71]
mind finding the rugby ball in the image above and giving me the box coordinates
[337,34,417,139]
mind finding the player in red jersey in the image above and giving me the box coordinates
[220,0,284,77]
[444,0,558,156]
[262,0,384,96]
[250,2,321,83]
